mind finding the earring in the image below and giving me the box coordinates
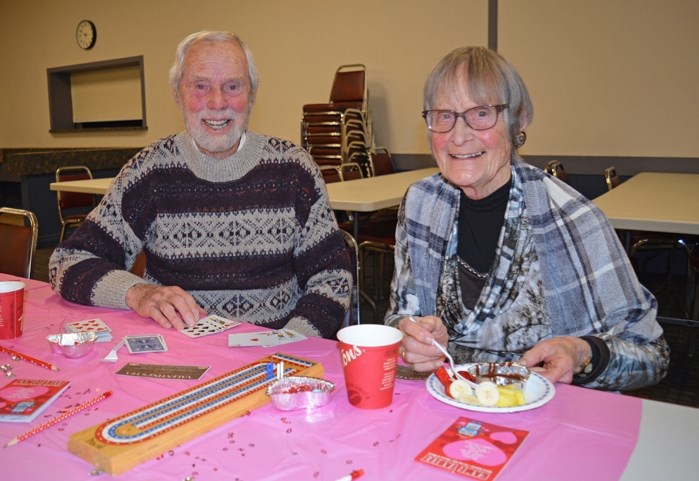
[514,131,527,148]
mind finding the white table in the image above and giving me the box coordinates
[620,398,699,480]
[593,172,699,324]
[49,177,113,195]
[326,167,438,238]
[593,172,699,235]
[50,168,441,239]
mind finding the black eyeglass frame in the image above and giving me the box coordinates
[421,104,508,133]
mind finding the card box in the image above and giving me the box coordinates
[0,379,71,423]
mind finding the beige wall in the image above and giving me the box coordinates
[502,0,699,158]
[0,0,486,153]
[1,0,697,158]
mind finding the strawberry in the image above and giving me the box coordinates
[434,366,453,390]
[457,370,477,383]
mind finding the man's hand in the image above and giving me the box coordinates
[125,284,202,329]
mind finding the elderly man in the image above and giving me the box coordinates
[49,31,351,338]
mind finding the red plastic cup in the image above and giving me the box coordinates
[337,324,403,409]
[0,281,25,339]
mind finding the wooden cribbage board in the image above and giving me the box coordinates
[68,353,323,475]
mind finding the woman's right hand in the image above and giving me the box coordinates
[398,315,449,372]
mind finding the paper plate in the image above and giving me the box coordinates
[426,364,556,413]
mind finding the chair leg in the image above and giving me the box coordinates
[59,224,67,242]
[377,250,386,300]
[687,258,696,319]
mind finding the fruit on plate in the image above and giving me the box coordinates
[495,385,527,407]
[434,365,527,408]
[475,381,500,406]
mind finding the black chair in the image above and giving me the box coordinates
[604,166,621,191]
[55,165,96,241]
[0,207,39,278]
[545,160,569,183]
[688,244,699,320]
[339,229,376,326]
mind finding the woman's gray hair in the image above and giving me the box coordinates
[423,46,533,145]
[169,31,259,102]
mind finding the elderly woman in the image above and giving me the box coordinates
[386,47,668,391]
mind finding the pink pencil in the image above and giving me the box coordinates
[4,391,112,448]
[0,345,60,371]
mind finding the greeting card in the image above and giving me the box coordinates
[416,417,528,480]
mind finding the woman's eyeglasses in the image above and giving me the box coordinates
[422,104,507,133]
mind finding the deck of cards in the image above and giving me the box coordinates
[179,315,241,338]
[124,334,168,354]
[65,318,112,342]
[228,328,306,347]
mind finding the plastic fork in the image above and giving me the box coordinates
[407,317,477,388]
[406,316,500,405]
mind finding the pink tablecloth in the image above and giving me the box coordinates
[0,274,641,481]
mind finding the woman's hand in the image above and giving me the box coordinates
[518,336,592,384]
[397,315,449,372]
[125,284,203,329]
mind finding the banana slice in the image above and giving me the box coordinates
[475,381,500,406]
[448,379,473,401]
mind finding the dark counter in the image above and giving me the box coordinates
[0,147,143,247]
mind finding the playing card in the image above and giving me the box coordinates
[276,328,307,345]
[227,330,287,347]
[124,335,168,354]
[65,318,112,342]
[179,315,241,338]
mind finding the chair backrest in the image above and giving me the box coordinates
[604,166,621,191]
[329,64,366,103]
[340,162,363,181]
[0,207,39,278]
[545,160,569,183]
[370,146,395,177]
[55,165,95,212]
[339,229,361,325]
[319,163,363,184]
[319,165,343,184]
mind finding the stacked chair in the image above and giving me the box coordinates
[302,65,401,318]
[301,64,374,177]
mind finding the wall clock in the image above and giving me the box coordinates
[76,20,97,50]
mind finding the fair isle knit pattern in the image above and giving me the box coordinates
[49,131,352,339]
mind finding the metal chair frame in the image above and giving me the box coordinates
[545,160,569,183]
[0,207,39,278]
[55,165,95,241]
